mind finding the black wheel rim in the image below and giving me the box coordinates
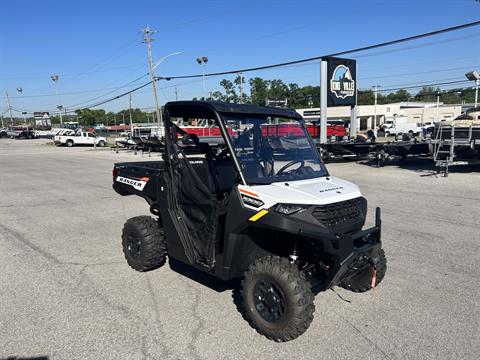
[126,234,141,258]
[253,279,287,323]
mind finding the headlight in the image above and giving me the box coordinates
[274,204,307,215]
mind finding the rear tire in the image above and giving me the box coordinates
[66,140,74,147]
[241,256,315,342]
[97,140,105,147]
[121,216,167,272]
[340,248,387,293]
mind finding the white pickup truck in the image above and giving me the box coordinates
[54,131,107,147]
[383,116,422,136]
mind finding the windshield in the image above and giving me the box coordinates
[224,115,328,184]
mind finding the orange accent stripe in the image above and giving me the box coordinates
[138,177,150,182]
[239,188,259,198]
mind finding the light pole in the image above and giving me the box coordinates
[196,56,208,97]
[465,71,479,108]
[436,89,441,121]
[50,75,63,125]
[16,87,27,126]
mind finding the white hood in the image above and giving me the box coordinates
[239,176,362,209]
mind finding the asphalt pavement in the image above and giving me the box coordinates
[1,139,479,360]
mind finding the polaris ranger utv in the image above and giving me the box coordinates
[112,101,386,342]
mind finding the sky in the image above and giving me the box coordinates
[1,0,480,115]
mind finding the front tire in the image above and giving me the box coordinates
[340,248,387,293]
[97,140,105,147]
[121,216,167,272]
[242,256,315,342]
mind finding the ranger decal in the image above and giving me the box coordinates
[116,176,149,191]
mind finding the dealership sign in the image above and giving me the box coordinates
[34,111,51,126]
[325,57,356,107]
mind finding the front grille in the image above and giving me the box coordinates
[312,198,362,227]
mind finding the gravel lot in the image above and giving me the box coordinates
[1,139,479,360]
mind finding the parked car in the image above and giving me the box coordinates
[6,126,35,139]
[54,131,106,147]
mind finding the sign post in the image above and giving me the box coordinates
[320,60,328,144]
[350,62,358,138]
[320,56,357,143]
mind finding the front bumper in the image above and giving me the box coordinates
[299,207,382,289]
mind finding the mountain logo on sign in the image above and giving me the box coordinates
[330,65,355,99]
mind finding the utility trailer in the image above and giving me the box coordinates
[112,101,386,342]
[431,109,480,176]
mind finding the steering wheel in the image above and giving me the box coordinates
[208,145,230,160]
[277,160,305,175]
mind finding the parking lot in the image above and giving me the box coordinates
[1,139,479,360]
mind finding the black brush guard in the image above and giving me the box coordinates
[300,207,382,290]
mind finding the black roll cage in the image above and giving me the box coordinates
[162,101,326,186]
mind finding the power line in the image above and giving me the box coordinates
[375,80,471,93]
[359,64,480,81]
[156,20,480,80]
[66,73,149,109]
[16,20,480,115]
[3,85,145,99]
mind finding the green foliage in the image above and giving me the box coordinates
[203,77,477,108]
[74,108,156,126]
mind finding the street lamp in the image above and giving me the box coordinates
[465,70,480,108]
[436,89,441,121]
[16,87,30,127]
[50,75,63,125]
[153,51,183,71]
[196,56,209,96]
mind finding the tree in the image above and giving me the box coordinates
[74,108,106,126]
[357,90,375,105]
[414,86,438,102]
[249,77,270,105]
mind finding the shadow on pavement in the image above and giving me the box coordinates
[168,259,248,320]
[168,258,239,292]
[358,156,480,176]
[2,357,49,360]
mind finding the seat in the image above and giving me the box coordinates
[208,156,238,193]
[188,158,216,194]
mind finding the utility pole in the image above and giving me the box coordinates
[373,85,379,130]
[142,26,163,128]
[238,72,243,104]
[0,94,4,128]
[175,85,178,101]
[129,93,133,136]
[5,90,14,125]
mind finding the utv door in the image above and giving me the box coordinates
[162,114,221,269]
